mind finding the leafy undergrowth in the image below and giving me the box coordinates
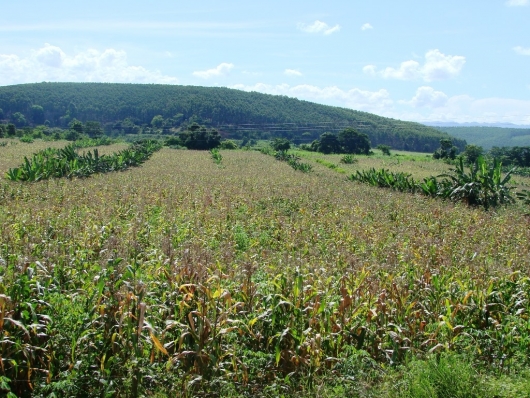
[0,149,530,396]
[5,139,162,181]
[350,156,519,211]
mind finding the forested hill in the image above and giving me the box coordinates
[432,126,530,150]
[0,82,465,152]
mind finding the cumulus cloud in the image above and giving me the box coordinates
[506,0,528,6]
[397,91,530,125]
[232,83,392,113]
[364,49,466,82]
[230,81,530,124]
[0,43,179,86]
[361,23,373,31]
[284,69,302,77]
[362,65,377,76]
[514,46,530,55]
[402,86,449,108]
[297,20,341,35]
[192,63,234,79]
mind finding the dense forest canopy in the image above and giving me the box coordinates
[433,126,530,149]
[0,82,465,152]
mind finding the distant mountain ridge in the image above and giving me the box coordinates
[0,82,465,152]
[425,121,530,129]
[430,125,530,149]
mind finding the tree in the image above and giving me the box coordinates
[0,124,5,138]
[179,123,221,150]
[0,108,4,120]
[30,105,45,125]
[84,121,103,138]
[463,144,483,164]
[7,123,16,137]
[433,138,458,160]
[313,132,341,154]
[338,128,371,154]
[270,138,291,151]
[11,112,27,127]
[69,119,84,135]
[151,115,164,129]
[377,144,391,156]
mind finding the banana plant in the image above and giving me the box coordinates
[439,156,515,209]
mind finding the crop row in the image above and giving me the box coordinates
[5,140,162,182]
[350,156,520,210]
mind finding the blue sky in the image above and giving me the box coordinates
[1,0,529,124]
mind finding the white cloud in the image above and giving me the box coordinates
[397,92,530,125]
[297,20,341,35]
[402,86,449,108]
[362,65,377,76]
[365,49,466,82]
[192,63,234,79]
[230,81,530,125]
[284,69,302,77]
[361,23,373,31]
[232,83,392,113]
[0,43,179,85]
[514,46,530,55]
[506,0,528,6]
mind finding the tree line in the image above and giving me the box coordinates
[0,82,465,152]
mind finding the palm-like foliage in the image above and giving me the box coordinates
[5,140,162,182]
[439,156,515,210]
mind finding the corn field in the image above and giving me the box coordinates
[0,143,530,396]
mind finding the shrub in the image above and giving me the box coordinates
[19,135,34,143]
[340,154,357,164]
[270,138,291,151]
[220,140,238,150]
[392,353,483,398]
[377,144,391,156]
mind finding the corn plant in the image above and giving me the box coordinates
[209,148,223,165]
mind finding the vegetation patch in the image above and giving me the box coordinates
[6,139,162,182]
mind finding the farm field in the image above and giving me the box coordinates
[1,141,530,397]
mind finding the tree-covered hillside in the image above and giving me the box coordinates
[433,126,530,149]
[0,82,465,152]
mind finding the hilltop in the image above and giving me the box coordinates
[0,82,465,152]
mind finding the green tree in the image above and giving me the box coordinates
[7,123,16,137]
[84,121,103,138]
[151,115,164,129]
[433,138,458,160]
[30,105,45,125]
[69,119,84,135]
[0,124,5,138]
[0,108,4,120]
[64,129,80,141]
[338,128,371,154]
[11,112,27,127]
[463,144,483,164]
[377,144,391,156]
[179,123,221,150]
[271,138,291,151]
[313,132,341,154]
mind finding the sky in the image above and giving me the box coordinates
[1,0,529,125]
